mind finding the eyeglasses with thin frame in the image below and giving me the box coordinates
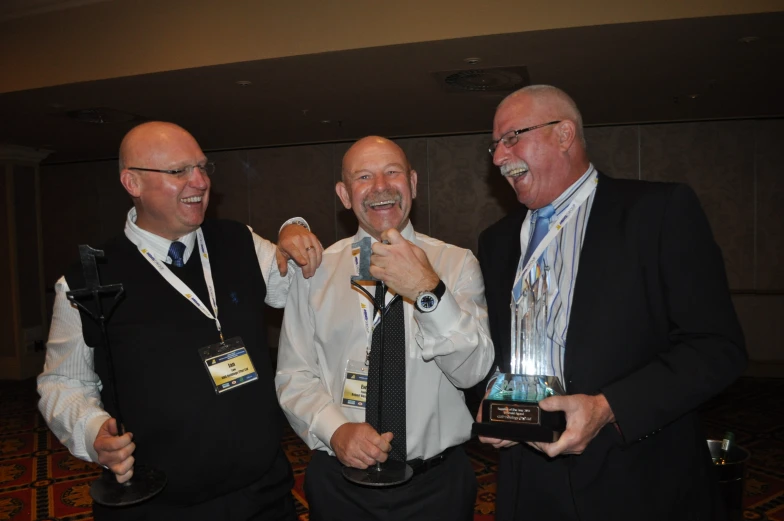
[488,121,561,155]
[127,162,216,177]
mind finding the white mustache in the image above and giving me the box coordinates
[500,162,530,178]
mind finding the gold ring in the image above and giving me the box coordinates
[305,246,314,251]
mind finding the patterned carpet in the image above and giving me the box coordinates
[1,377,782,520]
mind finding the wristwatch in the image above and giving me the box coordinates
[415,280,446,313]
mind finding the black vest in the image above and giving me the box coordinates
[65,220,287,506]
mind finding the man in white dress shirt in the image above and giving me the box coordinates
[275,136,494,521]
[38,121,324,521]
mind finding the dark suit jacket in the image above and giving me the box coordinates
[478,173,746,521]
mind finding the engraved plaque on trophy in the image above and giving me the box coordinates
[473,265,566,442]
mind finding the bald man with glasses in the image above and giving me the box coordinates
[38,121,323,521]
[478,85,746,521]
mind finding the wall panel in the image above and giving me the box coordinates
[0,169,15,358]
[755,119,784,290]
[428,134,517,252]
[247,144,334,248]
[640,121,756,289]
[585,125,639,180]
[33,118,784,361]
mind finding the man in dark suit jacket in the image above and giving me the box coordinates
[477,85,747,521]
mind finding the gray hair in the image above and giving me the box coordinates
[500,85,586,149]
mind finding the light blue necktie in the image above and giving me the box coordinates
[522,204,555,268]
[514,204,555,301]
[168,241,186,268]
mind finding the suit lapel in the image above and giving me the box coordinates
[564,174,619,384]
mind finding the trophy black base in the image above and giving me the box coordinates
[472,399,566,443]
[90,464,167,507]
[342,460,413,487]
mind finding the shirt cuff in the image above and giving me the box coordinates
[310,402,350,452]
[278,217,311,235]
[414,289,462,359]
[85,413,111,463]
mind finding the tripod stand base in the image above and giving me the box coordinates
[90,463,167,507]
[342,460,413,487]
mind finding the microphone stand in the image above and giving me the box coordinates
[66,245,167,506]
[341,238,412,486]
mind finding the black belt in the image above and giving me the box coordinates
[406,446,456,476]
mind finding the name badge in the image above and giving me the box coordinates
[198,337,258,394]
[342,359,368,409]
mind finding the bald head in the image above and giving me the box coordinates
[499,85,586,149]
[341,136,411,183]
[336,135,417,239]
[118,121,200,173]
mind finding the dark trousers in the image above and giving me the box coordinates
[496,444,579,521]
[93,449,296,521]
[304,446,477,521]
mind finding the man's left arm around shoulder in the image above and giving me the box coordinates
[369,229,495,388]
[250,217,324,308]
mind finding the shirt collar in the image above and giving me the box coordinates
[550,163,597,215]
[124,207,198,264]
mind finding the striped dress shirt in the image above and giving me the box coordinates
[516,164,598,390]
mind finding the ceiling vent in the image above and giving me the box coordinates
[433,66,529,93]
[66,108,139,124]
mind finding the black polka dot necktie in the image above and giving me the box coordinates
[365,282,407,462]
[168,241,186,268]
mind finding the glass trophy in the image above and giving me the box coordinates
[473,264,566,442]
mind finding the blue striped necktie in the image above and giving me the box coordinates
[168,241,186,268]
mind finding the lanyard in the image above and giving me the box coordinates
[512,174,598,305]
[136,228,225,342]
[352,245,381,365]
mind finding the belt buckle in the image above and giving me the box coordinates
[407,457,425,475]
[408,449,449,476]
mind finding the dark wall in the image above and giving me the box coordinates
[38,119,784,361]
[0,169,15,358]
[14,166,41,329]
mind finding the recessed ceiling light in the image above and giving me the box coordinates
[321,120,331,124]
[440,67,528,92]
[463,57,481,65]
[689,94,700,99]
[737,36,760,44]
[236,80,252,86]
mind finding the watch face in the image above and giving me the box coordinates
[419,294,436,310]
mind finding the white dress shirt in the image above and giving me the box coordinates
[275,222,494,461]
[37,209,300,463]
